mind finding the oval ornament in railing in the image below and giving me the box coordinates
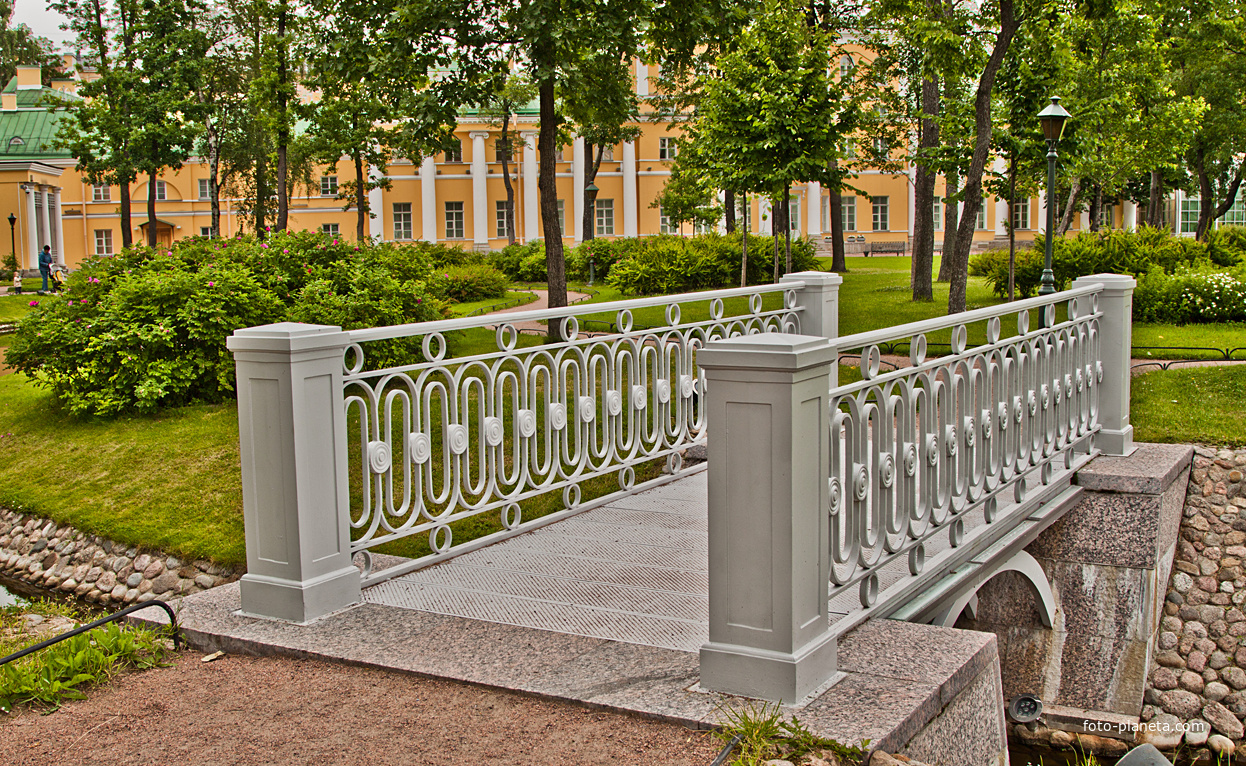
[709,298,724,320]
[502,503,522,531]
[910,335,927,366]
[495,324,518,352]
[563,484,581,509]
[408,433,431,464]
[517,409,537,438]
[679,375,695,399]
[619,466,636,491]
[430,525,452,554]
[656,379,671,403]
[617,309,634,333]
[631,385,647,410]
[447,425,469,454]
[483,417,504,446]
[548,403,567,431]
[421,332,447,363]
[879,453,895,488]
[860,574,879,608]
[577,397,596,423]
[605,390,623,417]
[853,463,869,501]
[829,477,842,513]
[902,443,917,476]
[367,440,392,474]
[908,544,925,575]
[665,304,681,326]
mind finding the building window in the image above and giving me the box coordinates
[694,219,715,235]
[821,196,830,232]
[1098,204,1113,230]
[842,196,856,232]
[444,141,463,163]
[595,198,615,236]
[600,145,614,161]
[842,138,856,160]
[659,137,677,160]
[933,196,943,231]
[974,200,987,230]
[394,202,414,240]
[1223,194,1246,226]
[496,200,511,239]
[1013,199,1031,230]
[322,223,340,236]
[872,137,888,157]
[872,196,889,231]
[92,184,110,202]
[839,54,854,81]
[557,199,566,233]
[443,201,463,239]
[155,180,167,201]
[321,175,338,197]
[788,199,800,234]
[1180,197,1200,234]
[200,226,212,237]
[659,206,676,235]
[494,138,516,163]
[94,229,113,255]
[198,179,209,200]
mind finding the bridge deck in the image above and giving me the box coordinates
[362,465,1052,652]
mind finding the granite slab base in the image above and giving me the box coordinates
[132,584,1006,765]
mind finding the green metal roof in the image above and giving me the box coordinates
[2,76,80,108]
[0,109,73,160]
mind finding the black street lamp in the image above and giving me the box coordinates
[585,181,599,242]
[1038,96,1071,301]
[7,213,15,287]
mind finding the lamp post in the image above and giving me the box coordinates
[7,213,15,292]
[1038,96,1071,300]
[585,181,599,243]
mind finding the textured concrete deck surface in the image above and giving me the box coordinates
[131,472,1004,758]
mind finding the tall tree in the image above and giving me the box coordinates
[1,1,68,85]
[565,55,640,243]
[479,73,537,246]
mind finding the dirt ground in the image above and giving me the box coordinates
[0,651,725,766]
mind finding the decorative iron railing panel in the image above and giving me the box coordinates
[825,285,1103,613]
[342,283,804,582]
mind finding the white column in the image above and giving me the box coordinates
[24,185,37,269]
[995,197,1009,237]
[572,137,585,243]
[226,322,362,623]
[1123,200,1137,231]
[698,333,838,703]
[52,188,65,264]
[420,156,437,243]
[622,140,638,237]
[367,165,384,242]
[907,165,917,238]
[1173,189,1183,234]
[1037,192,1047,234]
[1079,209,1091,232]
[805,182,822,237]
[38,185,51,256]
[1073,274,1136,457]
[469,131,489,247]
[522,132,539,243]
[636,59,649,97]
[780,271,842,341]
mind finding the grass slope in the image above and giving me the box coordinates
[1132,365,1246,447]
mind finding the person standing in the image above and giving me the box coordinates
[38,245,53,292]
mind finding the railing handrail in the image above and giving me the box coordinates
[835,282,1102,351]
[347,281,805,343]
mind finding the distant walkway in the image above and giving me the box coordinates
[487,288,591,334]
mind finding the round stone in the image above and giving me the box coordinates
[193,574,215,589]
[132,553,151,572]
[1189,651,1209,672]
[1180,670,1205,693]
[1160,689,1204,718]
[110,583,127,600]
[1204,700,1245,739]
[142,561,164,579]
[1186,720,1211,747]
[126,572,143,588]
[1174,572,1194,593]
[1206,681,1232,702]
[1224,666,1246,689]
[1152,667,1179,690]
[1209,734,1236,756]
[1158,631,1179,650]
[1211,650,1232,669]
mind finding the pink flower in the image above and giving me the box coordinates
[262,243,269,248]
[332,240,339,245]
[208,281,215,287]
[28,300,38,306]
[283,249,289,253]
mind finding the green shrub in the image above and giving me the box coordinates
[606,232,818,295]
[429,264,509,303]
[971,226,1246,299]
[4,231,447,417]
[1134,265,1246,323]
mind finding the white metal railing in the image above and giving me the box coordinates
[826,285,1103,614]
[342,282,805,584]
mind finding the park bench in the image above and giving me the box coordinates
[864,240,907,256]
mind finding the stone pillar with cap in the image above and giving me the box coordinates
[227,323,361,623]
[1072,273,1136,457]
[698,333,838,703]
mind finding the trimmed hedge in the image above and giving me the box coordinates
[4,231,448,417]
[429,264,509,303]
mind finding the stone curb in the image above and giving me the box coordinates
[0,508,240,607]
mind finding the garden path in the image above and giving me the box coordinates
[486,288,591,334]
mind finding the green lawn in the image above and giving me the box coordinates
[1132,365,1246,447]
[448,289,539,318]
[0,295,33,324]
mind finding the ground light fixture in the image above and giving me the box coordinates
[1038,96,1071,303]
[1006,693,1043,724]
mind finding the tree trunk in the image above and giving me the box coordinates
[207,119,221,238]
[725,189,736,233]
[582,143,605,242]
[1007,160,1016,301]
[1088,185,1102,233]
[119,178,133,248]
[1146,169,1163,228]
[147,170,158,247]
[255,154,268,239]
[938,171,959,282]
[829,191,846,273]
[354,151,367,241]
[1194,154,1246,240]
[740,193,748,287]
[772,196,782,283]
[1056,180,1082,235]
[275,6,289,232]
[537,75,567,337]
[500,111,516,246]
[948,0,1019,315]
[911,74,939,302]
[783,186,792,274]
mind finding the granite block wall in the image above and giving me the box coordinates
[956,443,1193,718]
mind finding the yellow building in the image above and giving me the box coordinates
[0,60,1184,272]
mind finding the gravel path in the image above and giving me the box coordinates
[0,651,722,766]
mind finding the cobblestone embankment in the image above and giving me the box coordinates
[1140,446,1246,758]
[0,508,239,606]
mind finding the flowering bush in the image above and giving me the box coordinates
[1134,265,1246,323]
[4,231,448,417]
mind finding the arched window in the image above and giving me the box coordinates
[839,55,855,81]
[8,136,24,147]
